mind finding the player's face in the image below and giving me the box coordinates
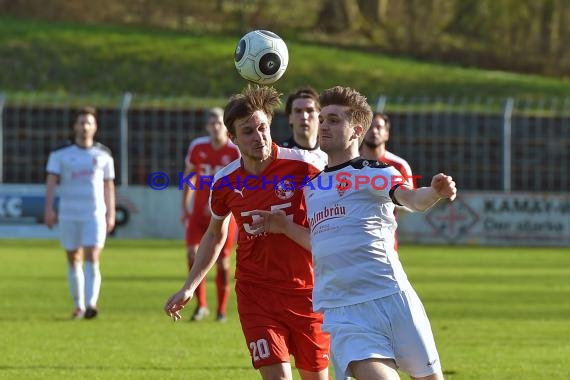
[318,105,356,154]
[73,114,97,142]
[206,115,227,141]
[289,98,319,141]
[232,110,272,161]
[365,116,390,147]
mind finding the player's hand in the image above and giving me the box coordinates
[164,289,193,321]
[106,214,116,233]
[250,209,288,234]
[431,173,457,201]
[44,208,57,229]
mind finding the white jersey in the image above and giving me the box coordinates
[304,158,412,311]
[296,146,328,168]
[46,142,115,221]
[280,137,328,168]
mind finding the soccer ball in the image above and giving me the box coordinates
[234,30,289,85]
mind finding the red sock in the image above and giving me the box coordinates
[195,279,207,308]
[216,269,230,314]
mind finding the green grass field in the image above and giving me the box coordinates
[1,239,569,379]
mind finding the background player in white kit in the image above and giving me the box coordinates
[253,86,457,380]
[44,106,116,320]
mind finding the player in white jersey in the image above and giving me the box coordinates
[252,86,456,380]
[44,107,116,320]
[280,86,328,167]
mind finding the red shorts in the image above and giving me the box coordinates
[185,214,237,257]
[236,282,330,371]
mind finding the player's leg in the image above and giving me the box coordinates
[236,282,298,379]
[186,217,209,320]
[411,373,444,380]
[390,289,443,380]
[215,216,236,321]
[214,255,231,321]
[297,368,329,380]
[185,243,209,320]
[66,248,85,319]
[81,218,107,319]
[348,358,400,380]
[60,220,85,318]
[322,299,400,380]
[83,245,102,319]
[258,363,294,380]
[283,293,330,380]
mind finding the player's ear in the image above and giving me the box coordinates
[352,124,364,140]
[228,132,237,143]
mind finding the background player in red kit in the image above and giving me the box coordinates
[360,112,415,250]
[166,85,330,380]
[180,107,240,322]
[360,113,415,188]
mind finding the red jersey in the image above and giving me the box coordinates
[380,150,415,189]
[210,143,324,294]
[185,136,240,218]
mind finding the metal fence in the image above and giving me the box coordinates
[1,92,569,193]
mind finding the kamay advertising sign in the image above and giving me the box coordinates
[392,191,570,246]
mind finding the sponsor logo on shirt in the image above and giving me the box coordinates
[308,204,346,229]
[234,187,246,198]
[275,179,295,200]
[71,169,95,179]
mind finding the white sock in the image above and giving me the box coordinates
[84,261,101,308]
[67,262,85,310]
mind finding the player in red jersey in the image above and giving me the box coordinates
[180,107,240,322]
[360,113,415,189]
[165,85,330,380]
[361,112,416,250]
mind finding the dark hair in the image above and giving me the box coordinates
[223,85,282,135]
[76,106,97,120]
[372,112,391,129]
[284,86,320,115]
[320,86,373,143]
[204,107,224,124]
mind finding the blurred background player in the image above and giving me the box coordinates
[360,112,415,250]
[44,106,115,320]
[280,86,327,165]
[180,107,240,322]
[166,85,330,380]
[360,112,415,188]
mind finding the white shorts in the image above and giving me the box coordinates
[59,219,107,251]
[322,288,441,378]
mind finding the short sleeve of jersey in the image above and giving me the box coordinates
[46,152,61,175]
[185,144,197,167]
[209,188,230,219]
[104,155,115,180]
[369,166,402,201]
[297,148,326,173]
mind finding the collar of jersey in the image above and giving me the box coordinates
[284,136,320,151]
[324,157,362,172]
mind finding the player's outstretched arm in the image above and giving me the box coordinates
[394,173,457,212]
[164,215,230,321]
[250,210,311,250]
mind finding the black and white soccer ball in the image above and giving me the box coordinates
[234,30,289,85]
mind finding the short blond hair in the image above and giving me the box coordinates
[320,86,372,143]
